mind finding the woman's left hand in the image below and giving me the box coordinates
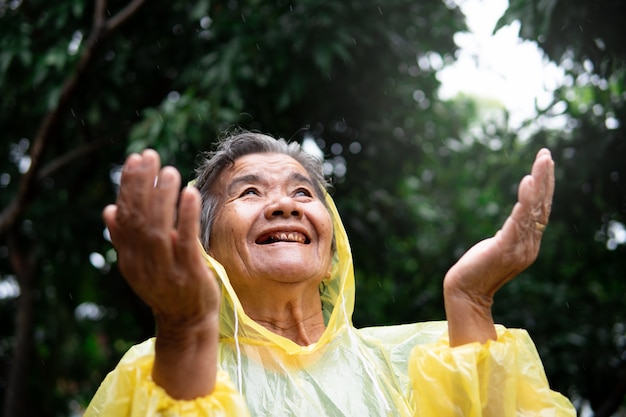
[443,148,555,346]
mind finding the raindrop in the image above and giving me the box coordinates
[89,252,106,269]
[608,221,626,244]
[592,104,604,116]
[106,248,117,263]
[67,30,83,55]
[417,55,430,71]
[18,156,31,173]
[330,143,343,155]
[334,120,347,133]
[594,37,606,51]
[109,165,122,186]
[167,91,181,103]
[322,161,334,176]
[561,56,574,71]
[485,202,499,216]
[427,52,443,71]
[0,173,10,187]
[9,138,29,162]
[75,302,105,321]
[0,276,20,300]
[199,30,213,41]
[333,160,347,177]
[412,90,425,103]
[103,228,111,242]
[172,24,183,36]
[421,169,434,183]
[563,148,576,159]
[200,16,212,29]
[348,142,361,154]
[605,116,620,130]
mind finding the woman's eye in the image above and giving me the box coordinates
[294,188,312,197]
[240,188,259,197]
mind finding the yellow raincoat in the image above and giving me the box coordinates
[85,195,575,416]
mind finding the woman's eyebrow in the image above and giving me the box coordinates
[226,174,262,194]
[226,172,314,194]
[288,172,315,188]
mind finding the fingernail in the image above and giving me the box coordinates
[159,170,174,186]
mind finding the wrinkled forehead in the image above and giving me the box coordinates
[212,152,324,200]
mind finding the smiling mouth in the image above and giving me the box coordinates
[256,231,310,244]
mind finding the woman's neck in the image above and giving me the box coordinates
[237,283,326,346]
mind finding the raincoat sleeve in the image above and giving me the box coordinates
[408,326,575,416]
[84,340,250,417]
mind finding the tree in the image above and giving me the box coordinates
[496,1,626,415]
[0,1,466,415]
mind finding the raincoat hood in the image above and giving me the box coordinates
[203,193,354,355]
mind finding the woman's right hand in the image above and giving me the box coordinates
[102,149,220,399]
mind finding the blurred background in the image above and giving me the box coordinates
[1,0,625,415]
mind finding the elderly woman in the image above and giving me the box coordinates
[86,132,575,416]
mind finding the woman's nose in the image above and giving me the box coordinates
[265,196,303,219]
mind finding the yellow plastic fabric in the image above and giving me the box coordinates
[83,342,249,417]
[85,194,575,416]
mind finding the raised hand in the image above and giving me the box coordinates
[102,149,220,399]
[443,149,555,346]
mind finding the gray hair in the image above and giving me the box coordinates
[194,130,330,250]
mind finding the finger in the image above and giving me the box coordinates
[117,150,161,218]
[175,187,203,262]
[152,166,182,230]
[102,204,119,243]
[528,148,555,224]
[538,149,555,222]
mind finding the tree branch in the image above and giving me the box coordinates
[0,0,146,237]
[36,136,114,181]
[105,0,147,33]
[93,0,107,31]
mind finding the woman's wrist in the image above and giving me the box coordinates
[443,283,497,347]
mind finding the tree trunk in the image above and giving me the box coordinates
[2,232,36,417]
[593,367,626,417]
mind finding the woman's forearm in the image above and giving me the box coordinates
[153,315,219,399]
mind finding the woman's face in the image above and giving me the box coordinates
[208,153,333,291]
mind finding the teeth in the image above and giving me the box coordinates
[269,232,306,243]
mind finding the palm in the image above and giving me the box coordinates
[443,149,554,345]
[103,150,220,327]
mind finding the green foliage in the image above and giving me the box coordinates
[498,1,626,413]
[0,1,466,415]
[3,0,626,415]
[499,0,626,77]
